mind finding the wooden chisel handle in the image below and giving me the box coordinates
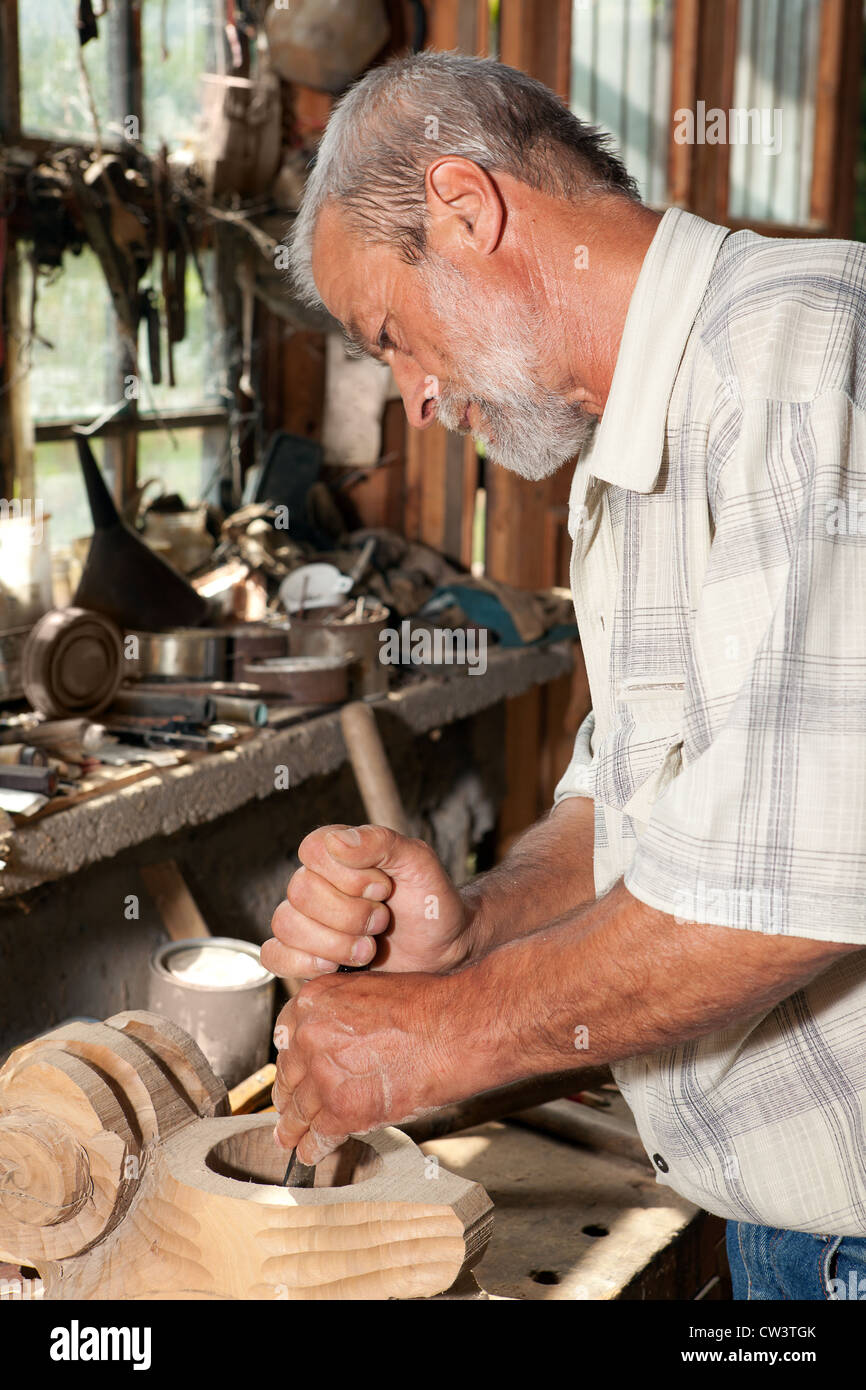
[339,702,410,836]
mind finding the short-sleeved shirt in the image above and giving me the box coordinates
[554,207,866,1234]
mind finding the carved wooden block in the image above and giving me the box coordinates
[0,1012,493,1300]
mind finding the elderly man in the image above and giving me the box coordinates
[261,51,866,1301]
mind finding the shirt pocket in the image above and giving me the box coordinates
[593,676,686,822]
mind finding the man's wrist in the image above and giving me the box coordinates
[455,884,497,965]
[430,935,564,1101]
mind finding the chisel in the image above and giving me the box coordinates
[280,963,368,1188]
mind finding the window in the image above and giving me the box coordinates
[569,0,857,235]
[10,0,229,560]
[570,0,675,206]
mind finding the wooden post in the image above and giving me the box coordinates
[486,0,579,846]
[403,0,489,563]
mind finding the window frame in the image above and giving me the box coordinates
[1,0,230,512]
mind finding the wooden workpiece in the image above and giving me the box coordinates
[0,1012,492,1300]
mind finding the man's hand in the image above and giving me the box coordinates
[271,970,469,1164]
[261,823,470,978]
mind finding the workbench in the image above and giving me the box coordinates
[0,642,574,901]
[422,1093,730,1301]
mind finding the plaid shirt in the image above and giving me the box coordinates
[555,208,866,1233]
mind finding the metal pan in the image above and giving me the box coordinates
[127,628,230,682]
[241,655,349,705]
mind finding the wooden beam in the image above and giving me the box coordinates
[499,0,571,99]
[689,0,740,225]
[811,0,863,236]
[833,0,864,237]
[0,0,21,142]
[668,0,700,206]
[228,1063,277,1115]
[0,240,34,504]
[35,408,228,443]
[403,0,489,561]
[140,860,211,940]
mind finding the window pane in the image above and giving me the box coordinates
[22,249,119,422]
[143,252,225,414]
[34,437,107,552]
[141,0,221,150]
[728,0,821,225]
[138,426,225,505]
[19,0,110,142]
[570,0,674,206]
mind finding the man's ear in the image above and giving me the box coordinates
[425,157,504,260]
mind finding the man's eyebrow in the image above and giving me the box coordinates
[343,319,382,361]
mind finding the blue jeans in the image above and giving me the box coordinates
[727,1221,866,1300]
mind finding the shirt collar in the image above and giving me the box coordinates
[577,207,731,495]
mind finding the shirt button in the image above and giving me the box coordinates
[652,1153,669,1172]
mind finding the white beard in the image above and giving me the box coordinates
[418,251,597,481]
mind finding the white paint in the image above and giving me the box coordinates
[168,944,270,988]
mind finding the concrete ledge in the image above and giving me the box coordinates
[0,641,574,899]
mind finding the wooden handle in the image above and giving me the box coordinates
[339,702,410,836]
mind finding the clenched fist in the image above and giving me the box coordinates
[261,823,471,979]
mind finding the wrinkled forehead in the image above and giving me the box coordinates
[310,202,398,326]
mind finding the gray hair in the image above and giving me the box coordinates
[288,49,639,310]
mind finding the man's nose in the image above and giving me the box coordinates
[390,357,438,430]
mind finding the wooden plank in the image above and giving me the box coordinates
[342,397,406,532]
[228,1063,276,1115]
[35,409,228,443]
[810,0,847,228]
[489,0,581,853]
[402,1,489,559]
[421,1109,707,1300]
[500,0,571,100]
[0,0,21,142]
[10,762,161,825]
[668,0,700,206]
[279,329,327,439]
[538,643,591,810]
[690,0,739,225]
[140,860,211,940]
[497,685,542,856]
[0,240,33,506]
[830,0,864,236]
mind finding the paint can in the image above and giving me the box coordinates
[147,937,275,1089]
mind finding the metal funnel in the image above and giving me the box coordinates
[73,435,209,632]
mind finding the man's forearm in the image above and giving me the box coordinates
[447,879,858,1097]
[460,796,596,958]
